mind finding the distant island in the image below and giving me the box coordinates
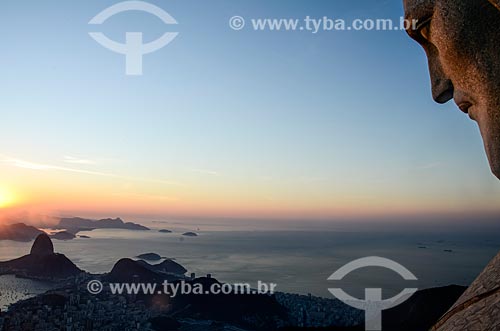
[136,253,162,261]
[0,218,150,243]
[136,259,187,276]
[182,232,198,237]
[158,229,172,233]
[57,217,150,232]
[0,223,44,242]
[51,231,76,241]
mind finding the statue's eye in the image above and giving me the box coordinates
[417,19,431,41]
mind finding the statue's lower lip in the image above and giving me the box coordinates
[457,102,472,114]
[467,106,477,121]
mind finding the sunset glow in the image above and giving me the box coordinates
[0,187,15,209]
[1,0,500,223]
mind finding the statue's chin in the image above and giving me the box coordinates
[491,160,500,180]
[485,141,500,179]
[475,106,500,179]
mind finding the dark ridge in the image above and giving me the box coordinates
[136,253,162,261]
[106,258,167,283]
[382,285,467,331]
[136,259,187,275]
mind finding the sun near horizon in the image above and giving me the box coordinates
[0,187,16,209]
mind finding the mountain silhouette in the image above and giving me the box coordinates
[0,234,82,280]
[136,259,187,276]
[0,223,44,242]
[30,233,54,255]
[58,217,150,231]
[106,258,170,283]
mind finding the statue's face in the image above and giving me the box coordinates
[404,0,500,179]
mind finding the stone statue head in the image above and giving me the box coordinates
[403,0,500,179]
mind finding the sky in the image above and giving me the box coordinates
[1,0,500,223]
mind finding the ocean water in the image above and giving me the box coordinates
[1,220,499,310]
[0,275,55,311]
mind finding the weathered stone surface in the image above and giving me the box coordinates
[489,0,500,11]
[403,1,500,329]
[403,0,500,179]
[431,252,500,331]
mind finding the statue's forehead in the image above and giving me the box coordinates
[403,0,436,18]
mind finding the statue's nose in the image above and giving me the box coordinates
[427,49,454,104]
[432,78,454,104]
